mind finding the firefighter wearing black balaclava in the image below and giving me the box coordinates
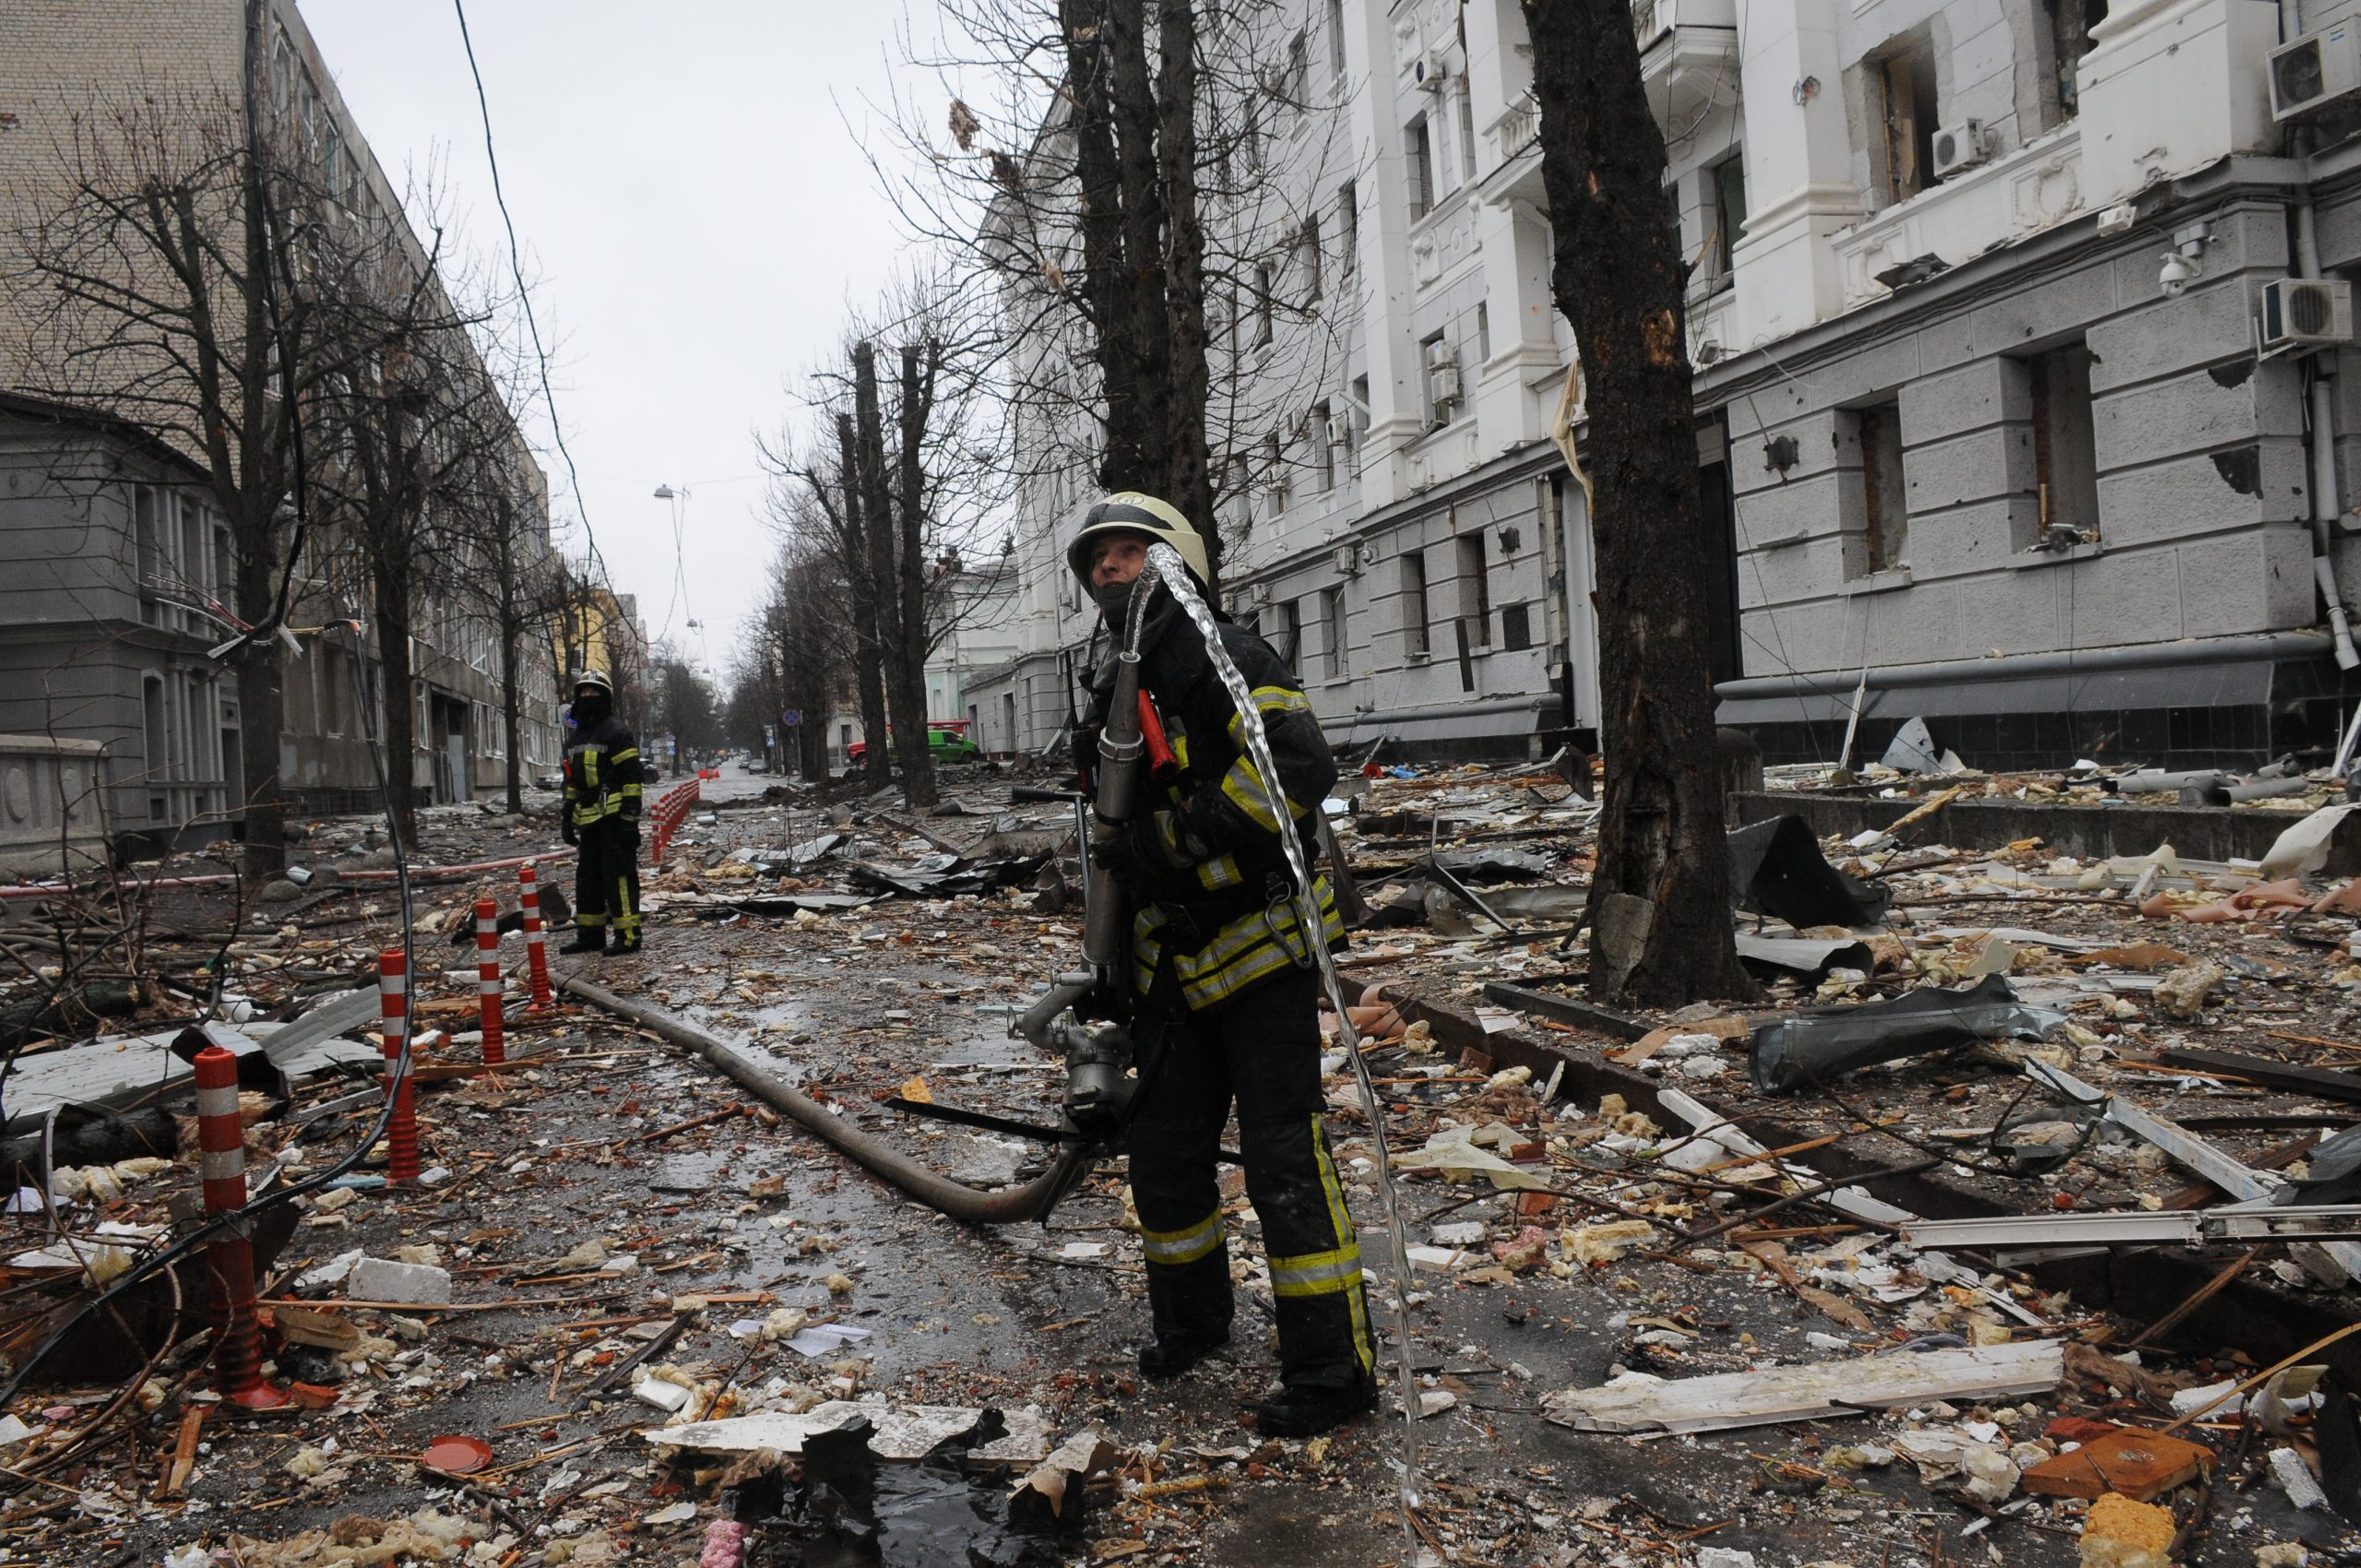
[1069,492,1376,1438]
[560,670,646,955]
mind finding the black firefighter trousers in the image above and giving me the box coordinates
[1128,965,1375,1392]
[574,818,642,947]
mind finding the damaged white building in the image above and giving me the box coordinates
[963,0,2361,773]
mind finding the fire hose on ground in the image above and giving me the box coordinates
[554,972,1094,1225]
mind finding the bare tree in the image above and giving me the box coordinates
[6,84,357,877]
[1524,1,1750,1007]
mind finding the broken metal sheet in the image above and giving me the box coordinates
[1735,932,1873,978]
[647,1401,994,1461]
[2026,1060,2361,1285]
[0,1028,190,1132]
[253,987,383,1075]
[1726,814,1892,930]
[2260,802,2361,882]
[1750,974,2068,1096]
[1541,1340,2064,1435]
[1880,717,1943,776]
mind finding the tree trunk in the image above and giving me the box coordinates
[499,622,525,813]
[1524,0,1750,1007]
[893,342,940,809]
[373,571,419,842]
[1155,0,1218,591]
[233,647,286,878]
[855,341,927,799]
[835,411,892,789]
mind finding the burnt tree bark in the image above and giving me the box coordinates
[1057,0,1220,591]
[892,341,943,808]
[852,342,923,796]
[1524,0,1750,1006]
[829,403,893,791]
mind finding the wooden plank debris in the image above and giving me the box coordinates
[1540,1340,2064,1435]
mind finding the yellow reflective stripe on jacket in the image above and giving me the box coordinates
[1133,877,1344,1011]
[1217,758,1283,832]
[1139,1208,1225,1266]
[1194,852,1244,892]
[1311,1118,1376,1373]
[1223,685,1313,744]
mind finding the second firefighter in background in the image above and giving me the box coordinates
[561,670,647,956]
[1071,492,1378,1439]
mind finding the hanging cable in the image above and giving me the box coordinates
[450,0,614,603]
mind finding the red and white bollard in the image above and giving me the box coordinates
[474,897,506,1068]
[194,1045,289,1409]
[519,864,554,1013]
[377,948,421,1185]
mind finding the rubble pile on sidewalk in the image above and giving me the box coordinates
[7,759,2361,1564]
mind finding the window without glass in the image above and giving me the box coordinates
[2047,0,2108,123]
[1322,587,1348,677]
[1879,44,1939,203]
[1857,403,1908,573]
[1253,263,1274,347]
[2030,343,2100,538]
[1312,399,1335,492]
[1338,181,1358,276]
[1326,0,1346,77]
[1303,215,1322,303]
[1277,599,1304,671]
[1501,602,1533,651]
[1476,302,1490,364]
[1406,115,1433,219]
[1712,153,1747,278]
[1456,533,1491,646]
[1401,550,1430,657]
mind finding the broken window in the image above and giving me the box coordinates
[1858,403,1909,574]
[1322,586,1349,677]
[1502,601,1533,652]
[1312,400,1335,492]
[1878,43,1940,204]
[1253,263,1275,347]
[1712,152,1747,279]
[1277,598,1304,671]
[1303,215,1322,304]
[1338,180,1358,277]
[1456,532,1492,647]
[1476,301,1490,364]
[1406,115,1434,220]
[1326,0,1346,77]
[2029,342,2100,540]
[1402,549,1430,657]
[2046,0,2108,124]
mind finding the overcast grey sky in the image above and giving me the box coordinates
[301,0,922,680]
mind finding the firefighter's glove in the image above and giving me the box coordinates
[561,818,578,847]
[1092,811,1201,899]
[619,818,641,855]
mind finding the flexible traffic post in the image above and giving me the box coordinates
[377,948,421,1184]
[474,897,506,1068]
[518,864,553,1012]
[194,1045,289,1409]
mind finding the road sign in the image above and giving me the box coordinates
[782,709,801,727]
[764,724,776,744]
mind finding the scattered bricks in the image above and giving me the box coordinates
[346,1257,454,1307]
[2023,1426,2215,1502]
[1516,1192,1559,1217]
[2078,1492,2176,1568]
[474,898,505,1068]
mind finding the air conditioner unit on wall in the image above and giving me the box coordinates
[1430,365,1463,406]
[1333,544,1362,576]
[1414,50,1448,90]
[2272,22,2361,120]
[2260,278,2355,353]
[1929,120,1988,180]
[1325,412,1353,446]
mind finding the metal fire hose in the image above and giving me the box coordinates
[557,974,1093,1225]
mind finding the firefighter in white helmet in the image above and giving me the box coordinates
[1068,492,1376,1438]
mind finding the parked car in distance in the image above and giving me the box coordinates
[846,720,982,766]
